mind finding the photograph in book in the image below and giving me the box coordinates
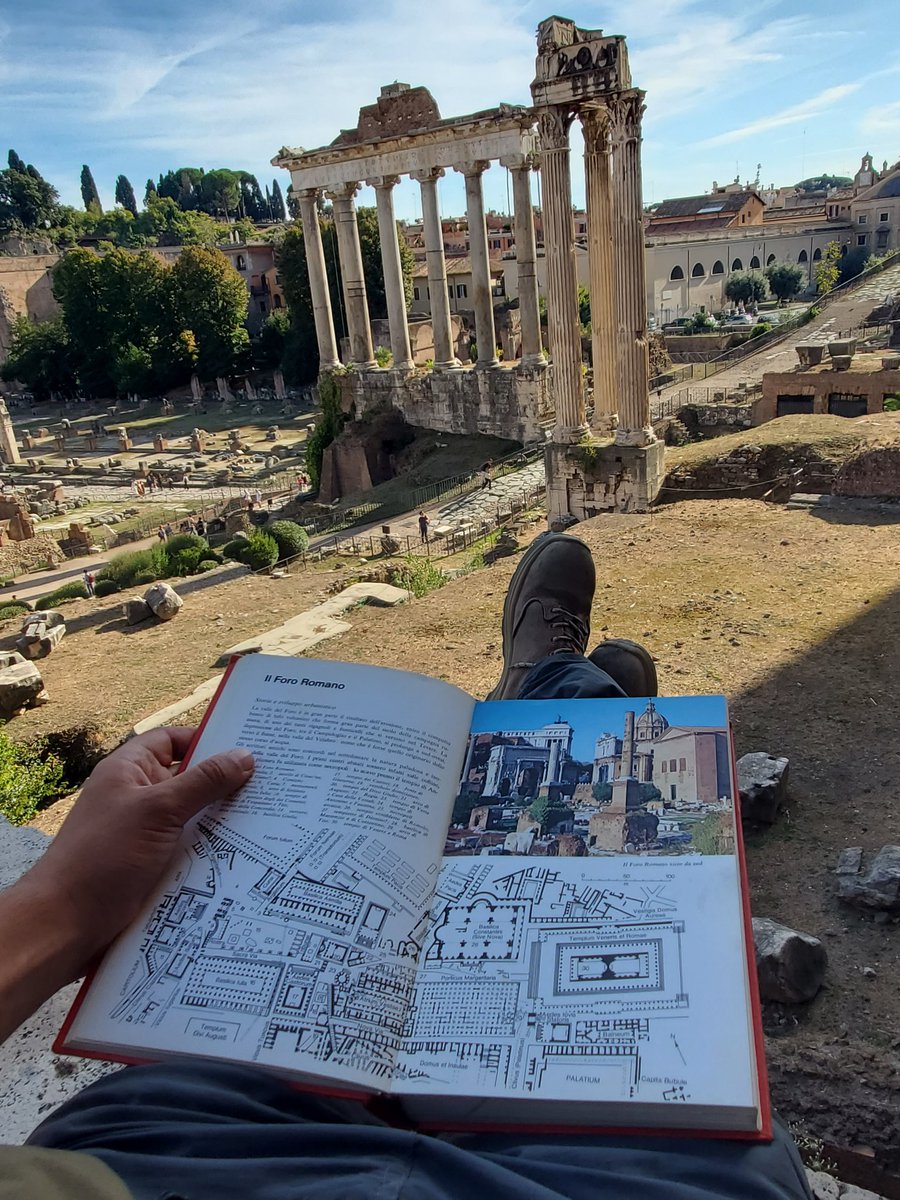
[448,696,735,858]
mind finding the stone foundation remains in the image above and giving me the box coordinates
[545,439,665,523]
[339,363,551,446]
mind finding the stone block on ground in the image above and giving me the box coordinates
[0,651,25,669]
[22,610,65,631]
[123,597,151,625]
[143,582,183,621]
[0,660,47,718]
[737,752,789,824]
[837,845,900,912]
[752,916,827,1003]
[15,622,65,659]
[806,1172,840,1200]
[835,847,863,876]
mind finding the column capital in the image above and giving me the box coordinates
[366,174,401,190]
[606,89,646,143]
[451,159,490,178]
[298,186,323,202]
[324,181,360,202]
[579,103,612,151]
[410,167,445,184]
[537,106,575,150]
[498,152,537,171]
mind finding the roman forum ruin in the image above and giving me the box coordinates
[274,16,663,521]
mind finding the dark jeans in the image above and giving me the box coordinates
[29,658,812,1200]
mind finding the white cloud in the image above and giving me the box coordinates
[861,99,900,139]
[698,83,860,147]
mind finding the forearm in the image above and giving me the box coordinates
[0,873,91,1044]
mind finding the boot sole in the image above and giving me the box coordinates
[486,532,586,701]
[589,638,659,697]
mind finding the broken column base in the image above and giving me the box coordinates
[545,438,665,526]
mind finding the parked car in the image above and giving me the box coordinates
[661,317,692,334]
[647,313,658,331]
[720,313,754,328]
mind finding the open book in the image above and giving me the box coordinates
[57,654,770,1137]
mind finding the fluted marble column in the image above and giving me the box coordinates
[325,182,376,369]
[608,90,654,445]
[298,188,340,370]
[500,153,544,367]
[581,105,618,436]
[367,175,413,371]
[453,160,497,368]
[411,168,459,368]
[538,107,587,441]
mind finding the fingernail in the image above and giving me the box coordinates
[228,748,255,771]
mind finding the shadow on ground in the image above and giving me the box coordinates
[730,583,900,1167]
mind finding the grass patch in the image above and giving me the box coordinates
[386,555,446,598]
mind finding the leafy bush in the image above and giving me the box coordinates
[387,556,445,598]
[883,393,900,412]
[93,578,120,598]
[0,725,65,826]
[168,547,203,576]
[0,601,29,621]
[197,559,219,572]
[163,533,207,557]
[749,321,772,338]
[241,530,279,572]
[201,549,223,564]
[266,520,309,560]
[222,538,248,562]
[36,580,89,608]
[133,570,158,585]
[97,548,158,589]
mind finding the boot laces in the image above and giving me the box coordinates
[549,606,589,654]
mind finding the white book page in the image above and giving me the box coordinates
[66,655,474,1091]
[396,855,757,1113]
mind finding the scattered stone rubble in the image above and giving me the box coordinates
[144,582,183,621]
[752,917,827,1004]
[737,752,790,824]
[806,1170,887,1200]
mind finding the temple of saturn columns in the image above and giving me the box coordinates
[273,15,663,520]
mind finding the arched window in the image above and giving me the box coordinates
[235,254,246,270]
[731,257,743,270]
[711,260,725,275]
[798,249,808,263]
[749,255,760,269]
[691,262,705,277]
[766,254,776,266]
[670,264,685,280]
[812,247,822,261]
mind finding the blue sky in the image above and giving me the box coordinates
[471,696,728,763]
[2,0,897,224]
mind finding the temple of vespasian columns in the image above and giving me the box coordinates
[273,15,663,520]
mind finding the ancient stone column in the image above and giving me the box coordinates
[325,182,376,369]
[411,168,459,368]
[581,105,618,436]
[608,90,654,446]
[453,160,498,368]
[537,107,587,441]
[367,175,414,371]
[500,154,544,368]
[297,188,340,371]
[0,399,21,465]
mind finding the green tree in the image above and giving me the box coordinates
[115,175,138,216]
[1,315,77,399]
[724,269,768,308]
[0,154,59,232]
[166,246,249,379]
[80,164,101,213]
[765,261,804,304]
[528,792,567,833]
[198,169,241,219]
[270,179,287,222]
[144,178,158,206]
[256,309,290,367]
[136,197,228,247]
[285,184,301,221]
[838,246,870,283]
[577,283,591,331]
[815,241,842,295]
[592,781,612,805]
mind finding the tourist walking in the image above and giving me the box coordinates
[418,510,430,545]
[81,569,95,597]
[480,460,493,490]
[157,525,167,543]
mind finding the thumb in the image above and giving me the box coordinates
[162,748,255,822]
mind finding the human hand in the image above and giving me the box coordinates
[22,726,253,973]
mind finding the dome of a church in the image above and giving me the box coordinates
[635,700,669,741]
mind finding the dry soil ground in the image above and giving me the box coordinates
[9,496,900,1163]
